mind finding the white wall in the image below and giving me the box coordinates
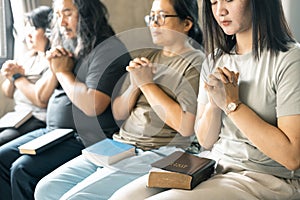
[283,0,300,42]
[9,0,300,60]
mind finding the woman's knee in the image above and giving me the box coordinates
[34,177,52,200]
[10,159,33,184]
[110,175,164,200]
[34,172,67,200]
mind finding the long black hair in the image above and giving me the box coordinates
[52,0,115,58]
[169,0,203,49]
[202,0,295,60]
[73,0,115,58]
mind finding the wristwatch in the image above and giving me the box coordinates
[225,101,241,115]
[11,73,24,83]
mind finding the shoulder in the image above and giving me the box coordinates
[82,36,131,69]
[274,43,300,74]
[281,43,300,61]
[263,43,300,72]
[184,49,205,65]
[90,36,129,59]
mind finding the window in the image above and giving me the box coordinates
[0,0,7,59]
[0,0,14,67]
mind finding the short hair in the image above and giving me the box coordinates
[25,6,53,31]
[202,0,295,60]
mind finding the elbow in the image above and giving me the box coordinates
[113,112,126,121]
[33,94,48,108]
[82,107,103,117]
[198,139,213,150]
[35,101,48,109]
[284,147,300,171]
[197,135,214,150]
[284,157,300,171]
[178,127,194,137]
[177,113,196,137]
[112,101,129,121]
[82,101,110,117]
[285,164,300,172]
[112,104,122,120]
[112,108,128,121]
[82,95,111,117]
[36,93,50,107]
[36,100,48,108]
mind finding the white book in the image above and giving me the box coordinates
[0,110,32,129]
[18,128,74,155]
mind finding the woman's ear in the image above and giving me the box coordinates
[184,18,193,33]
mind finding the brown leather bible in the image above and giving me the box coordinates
[147,151,215,190]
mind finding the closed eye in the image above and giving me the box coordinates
[211,1,217,5]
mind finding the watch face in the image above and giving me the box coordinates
[227,102,237,111]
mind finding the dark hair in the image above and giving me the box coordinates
[26,6,52,52]
[169,0,203,49]
[52,0,115,59]
[202,0,295,60]
[26,6,53,31]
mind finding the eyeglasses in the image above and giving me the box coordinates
[144,13,179,26]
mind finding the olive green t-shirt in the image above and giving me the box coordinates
[114,49,205,150]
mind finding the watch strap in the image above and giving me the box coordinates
[11,73,24,83]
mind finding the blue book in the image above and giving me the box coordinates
[82,138,136,166]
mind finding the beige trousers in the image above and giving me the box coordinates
[110,169,300,200]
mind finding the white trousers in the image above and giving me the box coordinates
[34,146,182,200]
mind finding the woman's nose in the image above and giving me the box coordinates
[215,1,229,17]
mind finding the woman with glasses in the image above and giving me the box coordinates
[0,6,53,145]
[34,0,204,199]
[111,0,300,199]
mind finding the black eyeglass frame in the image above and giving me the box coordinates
[144,14,180,26]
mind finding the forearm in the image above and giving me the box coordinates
[1,79,14,98]
[14,77,48,108]
[229,103,300,170]
[112,85,141,120]
[195,103,222,149]
[36,72,57,105]
[140,83,194,137]
[56,71,110,116]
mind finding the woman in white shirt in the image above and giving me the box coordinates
[0,6,54,145]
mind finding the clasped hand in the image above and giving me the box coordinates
[46,46,74,73]
[1,60,25,81]
[205,67,240,112]
[126,57,156,88]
